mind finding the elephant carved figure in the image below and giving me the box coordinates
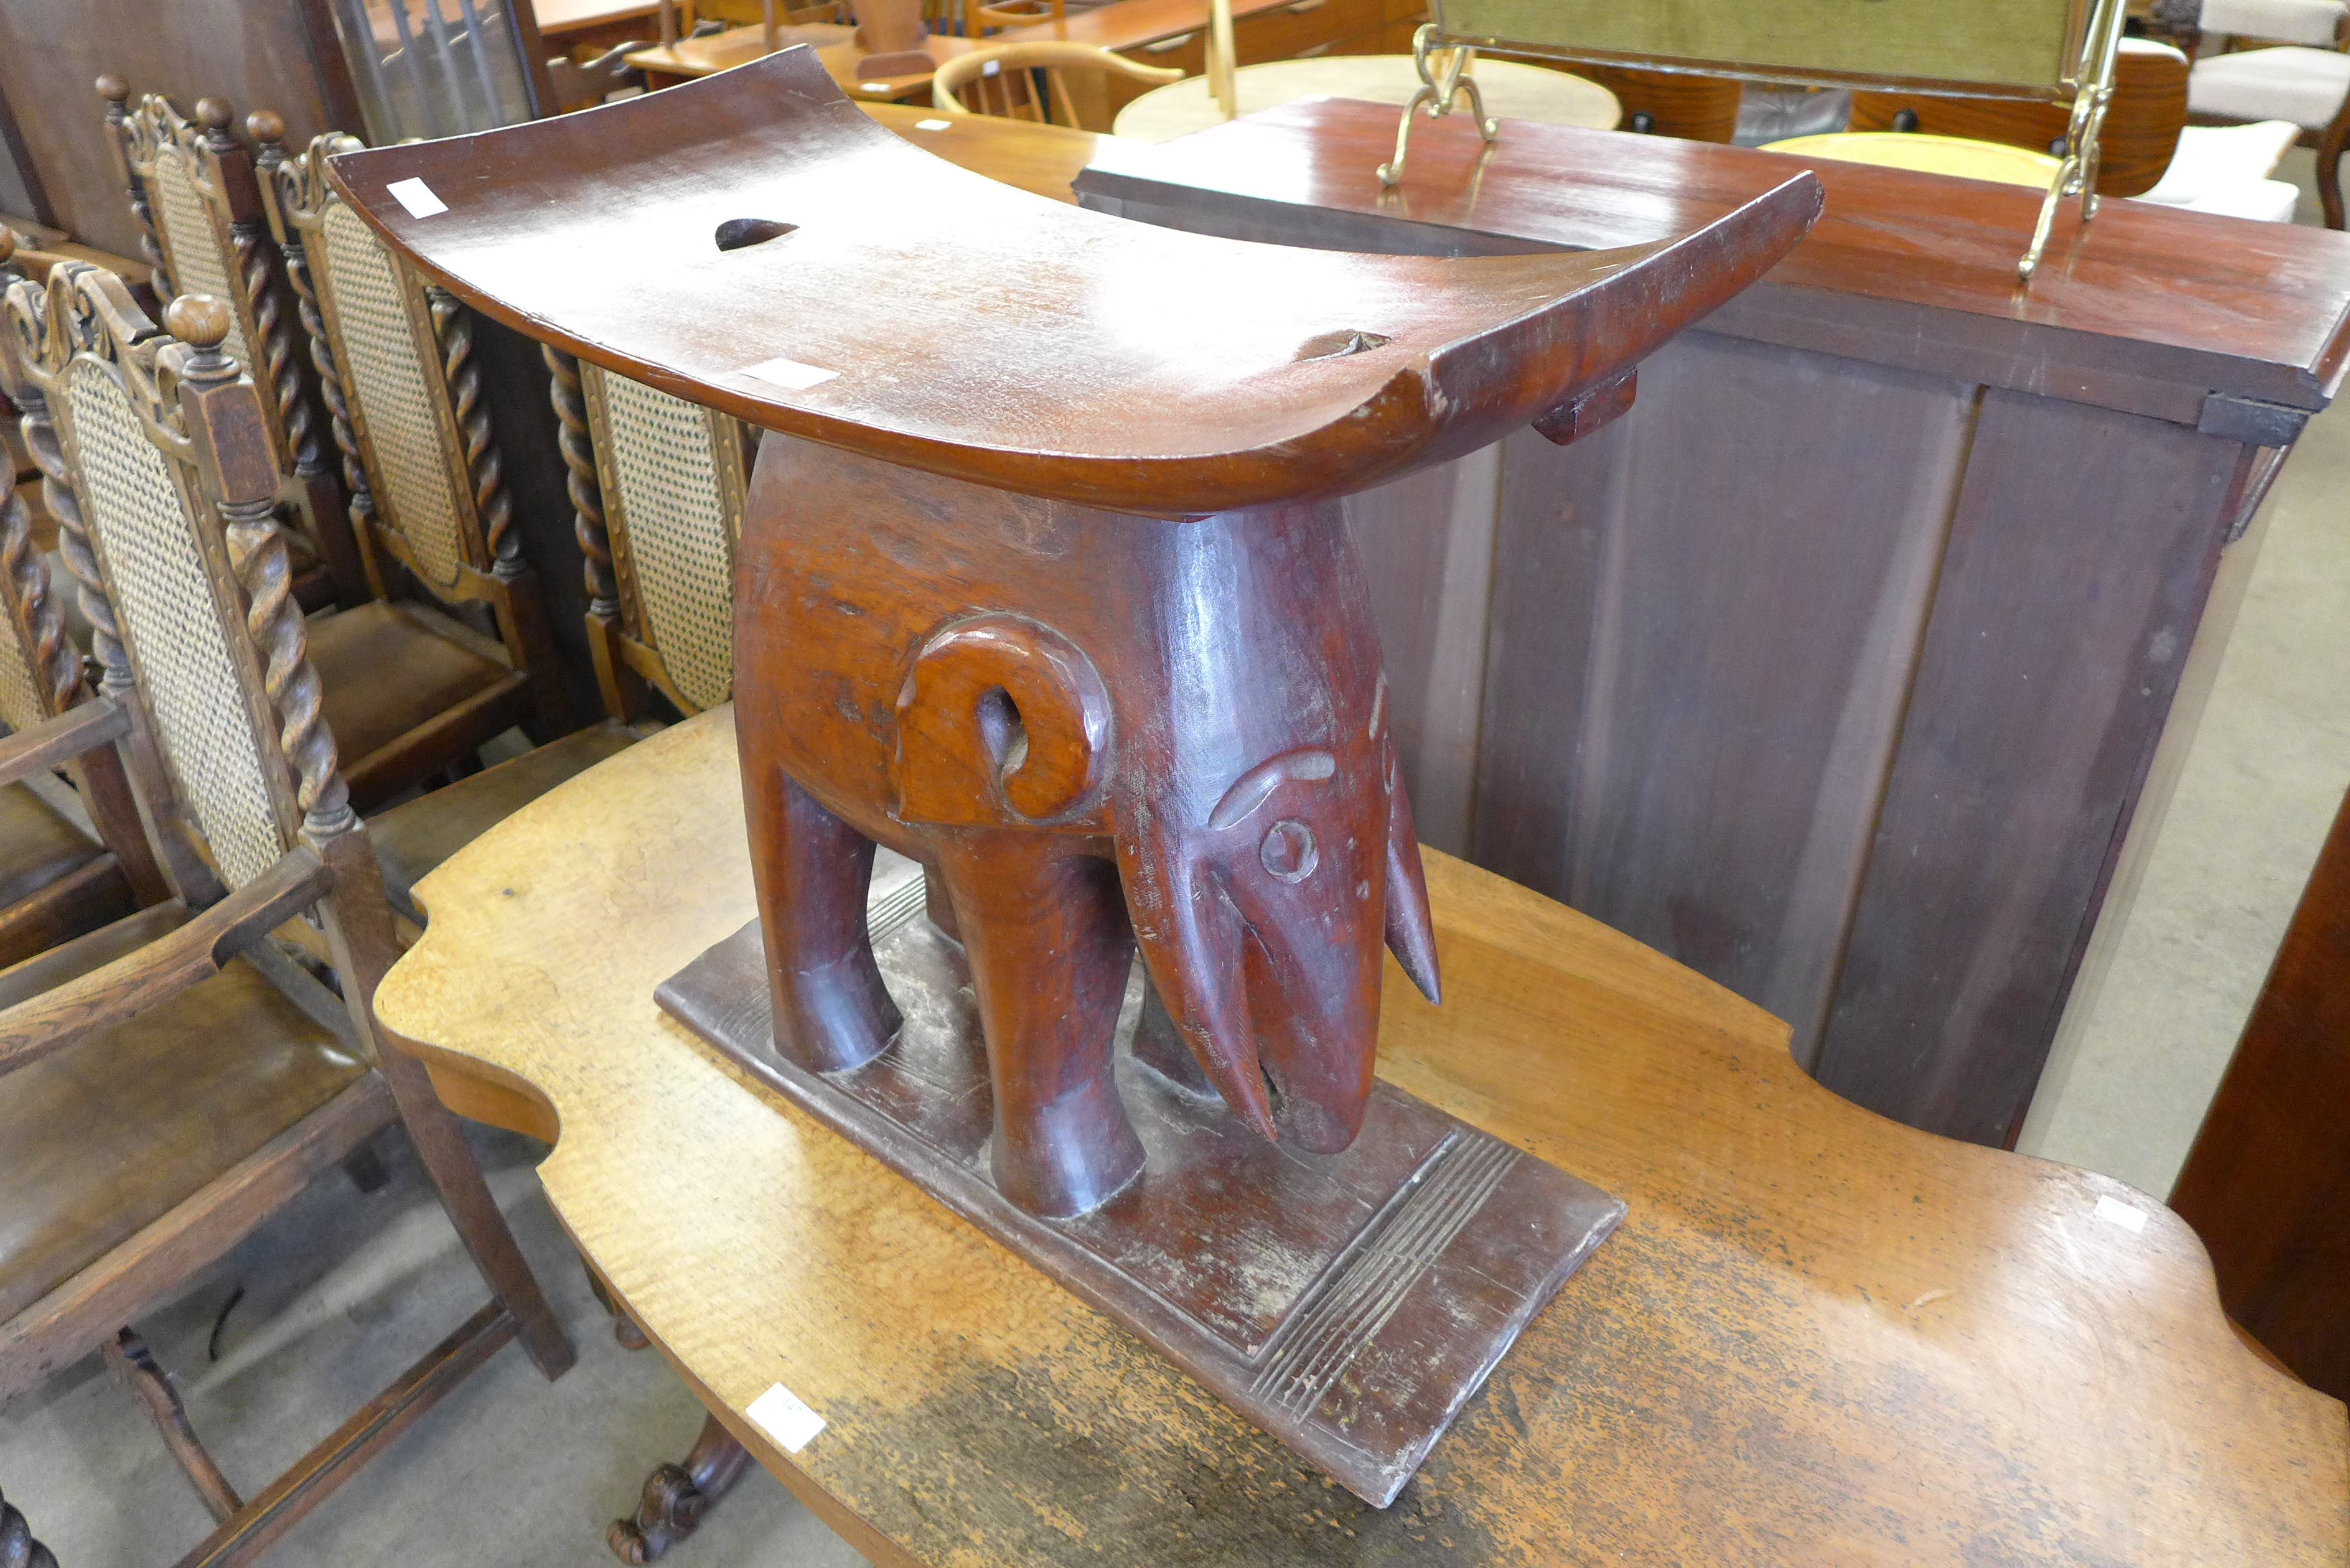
[736,434,1441,1220]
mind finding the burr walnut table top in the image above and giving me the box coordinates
[375,707,2348,1567]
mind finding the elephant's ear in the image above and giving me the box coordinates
[894,614,1112,829]
[1382,732,1440,1004]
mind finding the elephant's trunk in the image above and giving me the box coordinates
[1122,753,1443,1155]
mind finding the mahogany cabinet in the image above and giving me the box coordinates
[1077,102,2350,1144]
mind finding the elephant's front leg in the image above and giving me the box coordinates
[932,835,1143,1218]
[748,768,901,1073]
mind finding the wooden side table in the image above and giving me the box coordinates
[377,708,2349,1566]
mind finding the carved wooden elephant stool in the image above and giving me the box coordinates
[737,446,1441,1217]
[329,45,1819,1502]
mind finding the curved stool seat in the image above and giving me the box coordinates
[327,47,1820,516]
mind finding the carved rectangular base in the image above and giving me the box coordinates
[657,892,1624,1506]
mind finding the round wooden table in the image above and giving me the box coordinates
[1762,130,2062,189]
[1110,55,1620,143]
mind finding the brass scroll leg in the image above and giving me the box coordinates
[2018,80,2110,281]
[2020,0,2122,281]
[1379,26,1500,187]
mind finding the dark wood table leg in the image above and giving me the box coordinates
[0,1480,57,1568]
[607,1414,753,1565]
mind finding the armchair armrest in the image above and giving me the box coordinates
[0,698,129,790]
[0,847,333,1078]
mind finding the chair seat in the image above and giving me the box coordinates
[0,904,372,1328]
[369,719,647,925]
[2189,46,2350,129]
[311,600,529,809]
[0,780,106,908]
[2133,121,2306,220]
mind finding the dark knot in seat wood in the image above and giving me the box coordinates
[326,53,1815,1504]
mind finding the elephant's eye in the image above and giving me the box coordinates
[1260,819,1318,883]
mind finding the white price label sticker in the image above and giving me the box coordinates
[983,57,1001,75]
[742,357,840,391]
[747,1382,826,1452]
[2093,1195,2148,1234]
[386,177,447,218]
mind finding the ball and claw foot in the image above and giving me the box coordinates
[607,1415,752,1564]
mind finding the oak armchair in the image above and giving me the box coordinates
[0,266,574,1562]
[101,83,372,610]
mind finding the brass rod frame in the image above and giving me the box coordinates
[1377,0,2130,283]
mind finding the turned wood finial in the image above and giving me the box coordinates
[95,73,128,105]
[246,108,284,146]
[0,227,14,269]
[164,293,233,351]
[195,96,233,132]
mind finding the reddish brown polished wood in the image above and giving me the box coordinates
[1075,98,2350,418]
[328,52,1820,1499]
[324,48,1819,515]
[2171,785,2350,1402]
[1072,97,2350,1146]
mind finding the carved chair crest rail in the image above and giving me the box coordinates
[99,80,370,610]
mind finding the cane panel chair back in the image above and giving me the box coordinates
[126,98,253,383]
[550,347,746,719]
[277,134,478,595]
[6,266,302,892]
[266,133,571,740]
[115,94,370,611]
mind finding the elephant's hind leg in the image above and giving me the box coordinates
[750,770,901,1073]
[934,839,1144,1218]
